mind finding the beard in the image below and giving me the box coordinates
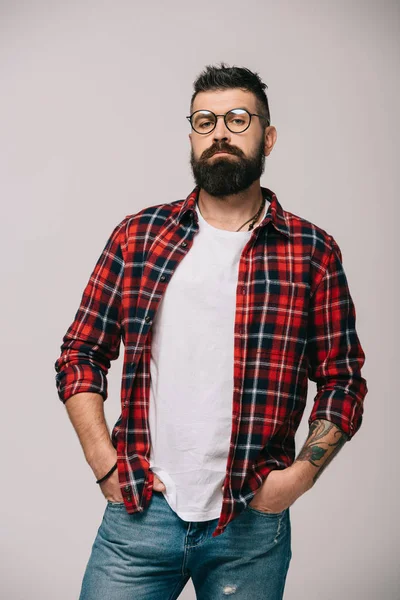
[190,136,266,197]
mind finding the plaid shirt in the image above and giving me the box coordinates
[54,185,368,537]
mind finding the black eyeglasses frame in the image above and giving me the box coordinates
[186,108,270,134]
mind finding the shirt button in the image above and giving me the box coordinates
[160,275,166,281]
[181,241,187,247]
[145,316,151,323]
[124,485,130,491]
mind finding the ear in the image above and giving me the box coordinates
[264,126,277,157]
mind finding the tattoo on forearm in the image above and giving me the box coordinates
[295,420,349,484]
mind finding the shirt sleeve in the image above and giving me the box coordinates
[306,235,368,440]
[54,220,126,403]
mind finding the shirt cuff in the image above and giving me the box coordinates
[308,388,364,441]
[55,364,108,403]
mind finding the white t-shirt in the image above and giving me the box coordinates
[149,197,270,521]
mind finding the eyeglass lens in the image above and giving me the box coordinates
[191,109,250,133]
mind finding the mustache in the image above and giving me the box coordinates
[201,144,243,160]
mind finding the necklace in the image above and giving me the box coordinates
[236,196,266,232]
[198,194,266,232]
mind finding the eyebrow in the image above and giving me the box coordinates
[194,106,252,114]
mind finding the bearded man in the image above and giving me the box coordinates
[55,62,368,600]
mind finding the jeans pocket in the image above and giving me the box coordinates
[245,505,286,517]
[107,500,125,507]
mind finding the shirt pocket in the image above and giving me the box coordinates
[249,280,310,360]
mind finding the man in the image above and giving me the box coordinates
[54,63,368,600]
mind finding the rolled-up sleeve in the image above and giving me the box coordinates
[54,220,126,403]
[306,235,368,440]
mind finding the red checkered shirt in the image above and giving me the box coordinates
[54,185,368,537]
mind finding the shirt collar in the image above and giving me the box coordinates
[175,185,290,238]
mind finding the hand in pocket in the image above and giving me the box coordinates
[249,469,301,513]
[152,472,166,492]
[99,469,124,503]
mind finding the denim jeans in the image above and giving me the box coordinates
[79,490,292,600]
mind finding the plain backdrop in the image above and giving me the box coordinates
[1,1,399,598]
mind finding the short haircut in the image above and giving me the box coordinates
[190,62,271,128]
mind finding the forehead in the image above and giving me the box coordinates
[192,89,257,114]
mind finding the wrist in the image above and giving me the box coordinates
[86,443,117,480]
[96,461,118,484]
[287,462,315,496]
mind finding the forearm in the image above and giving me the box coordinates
[64,392,117,480]
[288,419,349,493]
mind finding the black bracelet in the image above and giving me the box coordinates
[96,461,118,484]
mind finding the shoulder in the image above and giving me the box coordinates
[123,198,183,224]
[282,207,343,289]
[109,198,185,250]
[284,207,336,254]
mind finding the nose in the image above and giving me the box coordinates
[212,115,231,142]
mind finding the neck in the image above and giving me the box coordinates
[197,180,264,232]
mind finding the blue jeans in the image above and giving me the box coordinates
[79,491,292,599]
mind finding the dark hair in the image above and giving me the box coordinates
[190,62,271,128]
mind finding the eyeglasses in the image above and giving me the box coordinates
[186,108,269,135]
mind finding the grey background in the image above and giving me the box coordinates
[1,1,398,598]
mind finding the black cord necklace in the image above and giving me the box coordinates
[197,194,266,232]
[235,196,266,232]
